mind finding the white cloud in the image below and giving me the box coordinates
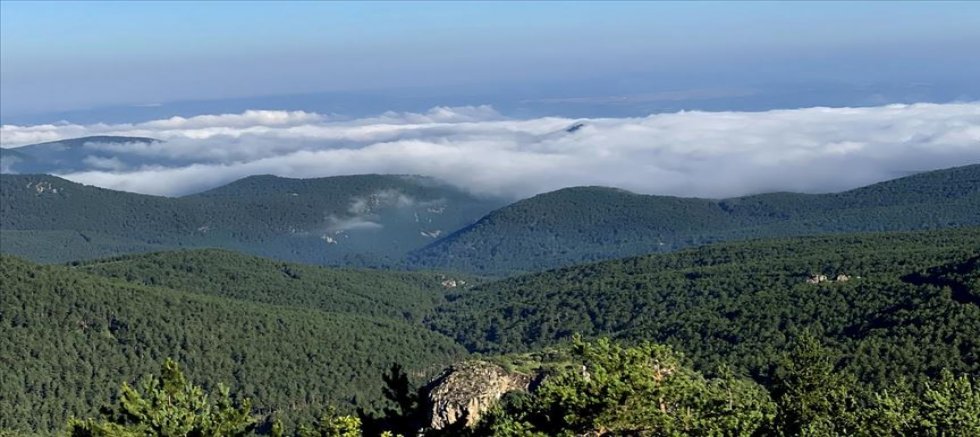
[325,189,419,232]
[81,155,127,171]
[0,156,19,173]
[139,109,326,129]
[2,103,979,199]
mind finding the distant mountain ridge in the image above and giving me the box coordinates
[0,173,504,265]
[1,135,161,174]
[8,135,159,149]
[1,153,978,273]
[409,164,980,274]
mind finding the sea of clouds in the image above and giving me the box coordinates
[2,103,978,199]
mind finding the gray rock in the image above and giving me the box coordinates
[425,361,531,430]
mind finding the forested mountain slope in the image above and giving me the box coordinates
[429,227,980,393]
[0,173,502,265]
[76,248,473,322]
[0,255,467,433]
[4,228,979,434]
[3,164,977,274]
[410,164,980,274]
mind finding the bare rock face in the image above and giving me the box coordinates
[425,361,531,430]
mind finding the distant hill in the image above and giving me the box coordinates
[428,227,980,392]
[11,135,158,150]
[0,252,466,432]
[3,161,978,273]
[0,135,161,174]
[0,173,503,265]
[410,164,980,274]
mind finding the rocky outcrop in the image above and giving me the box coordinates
[440,278,465,288]
[807,273,854,284]
[424,361,531,430]
[806,274,829,284]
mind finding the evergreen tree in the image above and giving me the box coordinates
[476,337,776,436]
[297,408,363,437]
[67,358,255,436]
[769,334,857,436]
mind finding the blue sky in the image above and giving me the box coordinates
[2,1,979,120]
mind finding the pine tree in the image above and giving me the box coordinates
[67,358,255,436]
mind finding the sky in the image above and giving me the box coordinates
[1,2,979,199]
[2,1,980,119]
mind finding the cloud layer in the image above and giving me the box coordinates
[2,103,979,199]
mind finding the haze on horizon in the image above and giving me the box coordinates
[1,1,979,199]
[2,1,979,120]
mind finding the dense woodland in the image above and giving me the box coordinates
[429,228,980,396]
[0,255,465,432]
[43,337,980,436]
[412,164,980,274]
[75,249,471,322]
[0,173,501,265]
[2,227,979,435]
[2,165,979,274]
[468,337,979,436]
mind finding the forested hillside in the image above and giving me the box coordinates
[59,335,980,436]
[3,228,980,434]
[0,173,501,265]
[3,164,978,275]
[0,255,466,433]
[76,248,473,322]
[429,227,980,395]
[411,164,980,274]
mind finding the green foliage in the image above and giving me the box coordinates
[4,165,979,274]
[768,334,857,436]
[77,248,466,322]
[54,338,980,436]
[430,228,980,396]
[0,255,465,434]
[860,370,980,436]
[358,364,427,437]
[0,173,501,266]
[297,408,363,437]
[412,164,980,274]
[0,229,170,264]
[5,226,980,435]
[67,358,255,436]
[473,337,776,436]
[916,371,980,434]
[470,338,980,436]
